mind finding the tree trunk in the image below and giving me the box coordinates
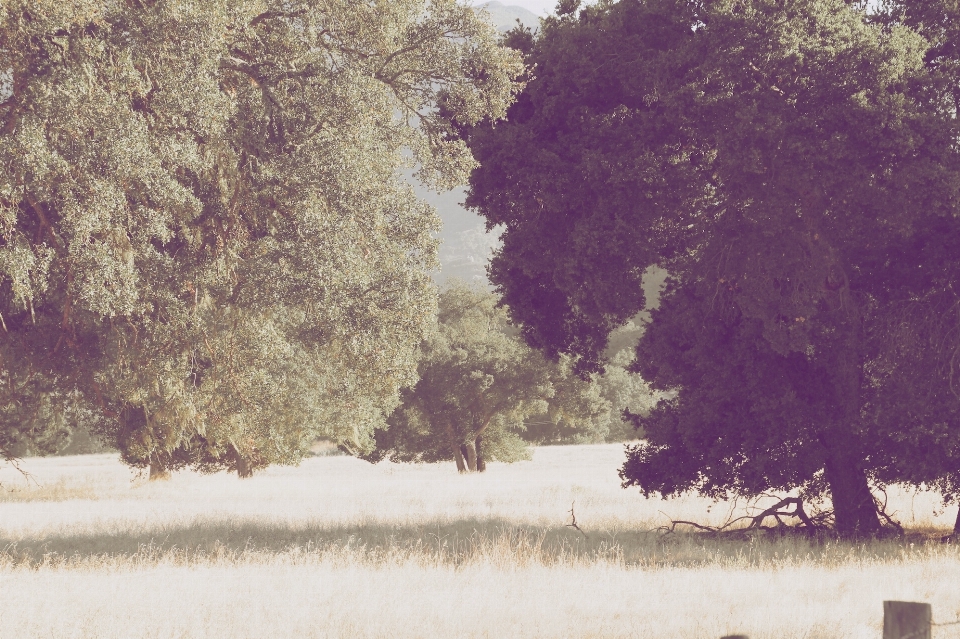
[821,287,881,538]
[453,446,467,472]
[821,368,881,537]
[462,442,477,472]
[475,435,486,472]
[149,460,170,481]
[446,423,467,473]
[236,456,253,479]
[954,504,960,536]
[453,443,467,472]
[823,445,880,536]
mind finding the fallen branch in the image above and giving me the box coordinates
[657,496,834,537]
[566,501,587,538]
[657,510,756,535]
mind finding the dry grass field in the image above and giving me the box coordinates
[0,443,959,639]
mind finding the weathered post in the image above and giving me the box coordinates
[883,601,931,639]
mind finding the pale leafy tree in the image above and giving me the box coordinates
[0,0,523,477]
[598,348,658,441]
[362,282,610,472]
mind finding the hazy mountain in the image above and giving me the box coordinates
[412,183,500,286]
[474,2,540,32]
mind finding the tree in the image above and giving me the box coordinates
[0,0,522,476]
[597,346,658,442]
[526,339,659,444]
[362,282,610,472]
[463,0,960,535]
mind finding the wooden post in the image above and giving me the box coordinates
[883,601,931,639]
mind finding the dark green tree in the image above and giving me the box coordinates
[362,282,610,472]
[464,0,960,535]
[0,0,523,476]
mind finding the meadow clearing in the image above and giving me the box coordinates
[0,443,959,639]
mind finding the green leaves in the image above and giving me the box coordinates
[364,282,611,470]
[0,0,522,472]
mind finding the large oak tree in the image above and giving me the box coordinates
[0,0,522,476]
[464,0,960,535]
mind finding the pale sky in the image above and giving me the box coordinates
[491,0,557,15]
[471,0,560,17]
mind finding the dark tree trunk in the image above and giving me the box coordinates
[149,460,170,481]
[453,443,467,472]
[823,445,880,536]
[475,435,486,472]
[954,504,960,536]
[462,442,477,472]
[821,292,881,538]
[237,456,253,478]
[821,363,882,537]
[447,423,467,472]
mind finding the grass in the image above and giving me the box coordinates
[0,444,959,638]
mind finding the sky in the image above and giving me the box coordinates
[490,0,557,14]
[472,0,566,17]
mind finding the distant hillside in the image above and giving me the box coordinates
[474,1,540,32]
[417,3,540,286]
[411,182,498,286]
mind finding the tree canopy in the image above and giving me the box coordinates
[464,0,960,535]
[362,282,612,472]
[0,0,522,475]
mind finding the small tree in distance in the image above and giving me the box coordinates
[361,282,611,472]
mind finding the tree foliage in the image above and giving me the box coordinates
[362,282,610,472]
[464,0,960,534]
[0,0,522,475]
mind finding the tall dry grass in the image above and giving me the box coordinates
[0,444,958,638]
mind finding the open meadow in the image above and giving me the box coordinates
[1,444,959,639]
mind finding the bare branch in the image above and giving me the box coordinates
[566,501,587,538]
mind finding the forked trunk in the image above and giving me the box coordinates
[149,460,170,481]
[462,441,478,472]
[446,423,467,473]
[475,435,486,472]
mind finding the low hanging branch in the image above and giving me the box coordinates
[748,497,818,529]
[658,490,906,537]
[873,486,905,537]
[657,496,836,536]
